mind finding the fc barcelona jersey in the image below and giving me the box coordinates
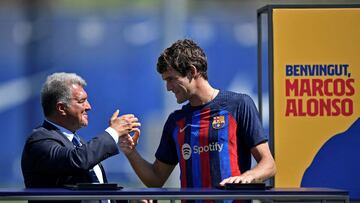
[155,90,267,188]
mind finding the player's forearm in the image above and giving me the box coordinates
[249,142,276,181]
[263,158,276,180]
[248,156,276,181]
[125,150,165,187]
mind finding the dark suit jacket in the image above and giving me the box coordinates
[21,120,121,203]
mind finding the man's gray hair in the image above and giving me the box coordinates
[41,72,87,117]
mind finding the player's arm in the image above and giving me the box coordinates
[119,131,175,187]
[220,142,276,185]
[125,150,175,187]
[246,142,276,181]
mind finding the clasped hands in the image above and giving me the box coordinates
[110,110,141,153]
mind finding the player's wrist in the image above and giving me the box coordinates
[125,149,137,159]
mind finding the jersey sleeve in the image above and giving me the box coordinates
[155,115,179,165]
[237,94,268,148]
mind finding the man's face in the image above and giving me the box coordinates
[64,84,91,131]
[161,68,193,104]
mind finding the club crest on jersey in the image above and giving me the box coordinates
[212,116,225,129]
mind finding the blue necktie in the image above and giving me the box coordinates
[71,134,82,146]
[72,134,100,183]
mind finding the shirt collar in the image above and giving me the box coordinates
[45,119,74,142]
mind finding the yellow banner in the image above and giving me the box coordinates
[272,8,360,187]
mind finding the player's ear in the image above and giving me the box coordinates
[189,65,199,79]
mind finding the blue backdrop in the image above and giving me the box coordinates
[0,3,262,187]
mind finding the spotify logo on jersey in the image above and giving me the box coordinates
[181,142,224,160]
[181,143,192,160]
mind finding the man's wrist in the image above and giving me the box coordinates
[105,127,119,143]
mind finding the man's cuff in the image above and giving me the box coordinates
[105,127,119,144]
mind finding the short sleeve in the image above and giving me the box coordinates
[155,115,179,165]
[237,94,268,148]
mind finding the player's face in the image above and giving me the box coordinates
[64,84,92,131]
[162,68,193,104]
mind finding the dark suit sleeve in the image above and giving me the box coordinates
[22,131,119,175]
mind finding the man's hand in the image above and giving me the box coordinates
[110,110,141,137]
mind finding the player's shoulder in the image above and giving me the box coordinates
[216,90,254,106]
[165,104,188,124]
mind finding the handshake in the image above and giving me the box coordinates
[109,110,141,154]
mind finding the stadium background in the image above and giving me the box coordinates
[0,0,357,190]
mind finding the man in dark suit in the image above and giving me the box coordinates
[21,72,140,203]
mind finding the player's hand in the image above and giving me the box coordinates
[219,173,256,186]
[118,128,141,155]
[132,128,140,144]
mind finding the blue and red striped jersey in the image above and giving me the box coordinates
[155,90,267,189]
